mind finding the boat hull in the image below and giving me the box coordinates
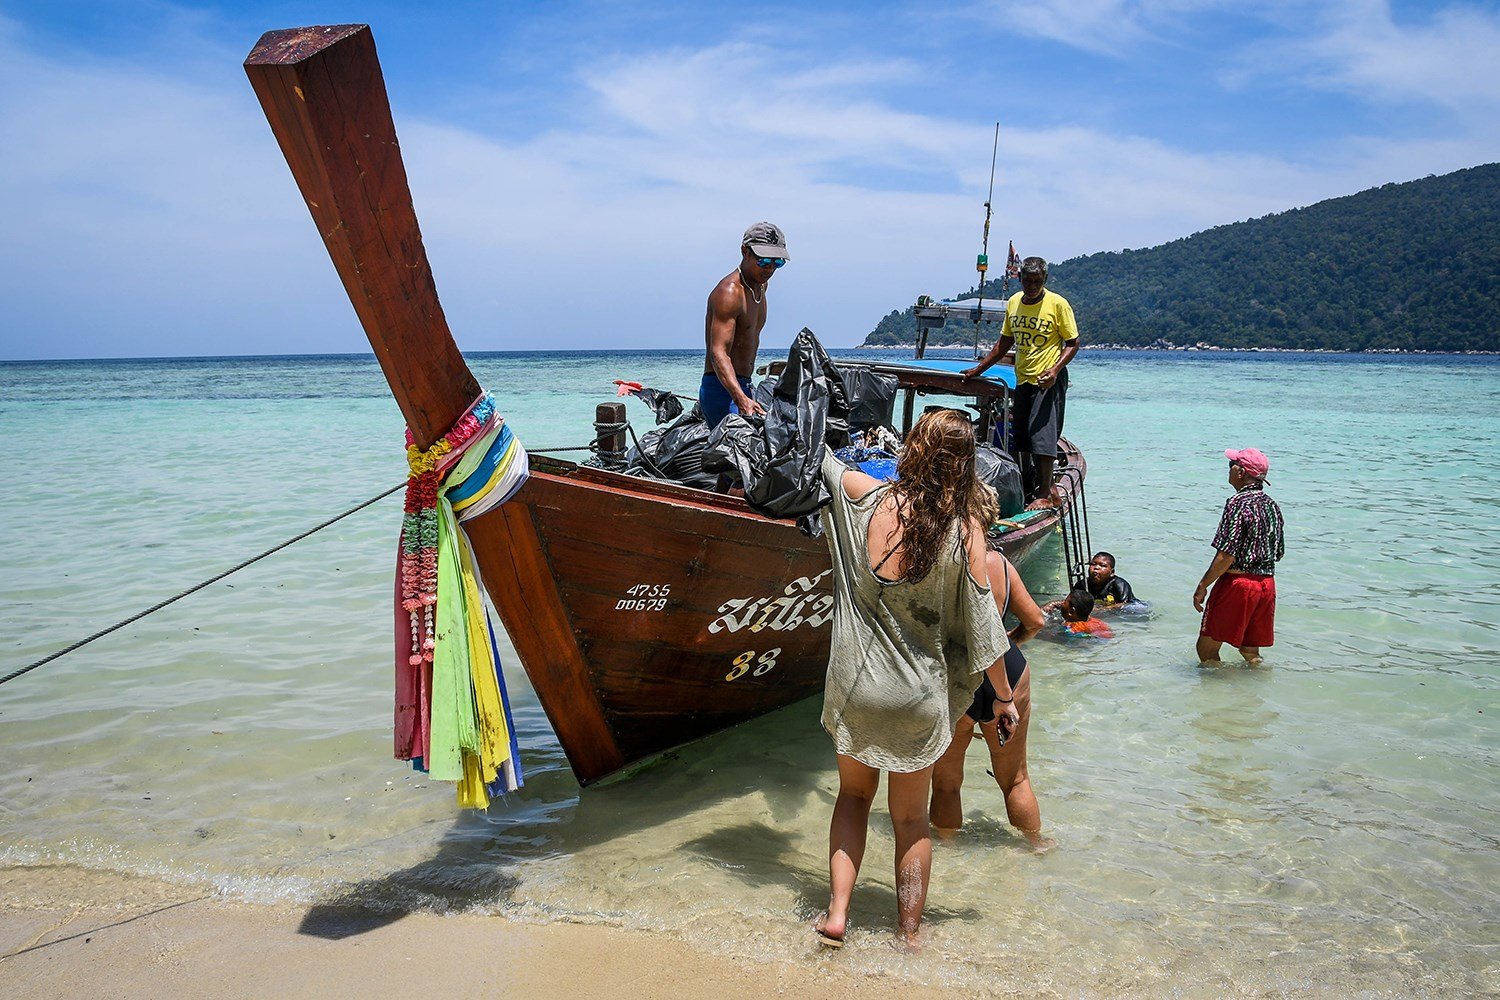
[479,444,1083,784]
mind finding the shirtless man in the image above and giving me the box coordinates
[701,222,789,429]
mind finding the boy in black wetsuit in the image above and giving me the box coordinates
[1082,551,1136,608]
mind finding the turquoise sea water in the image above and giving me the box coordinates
[1,349,1496,996]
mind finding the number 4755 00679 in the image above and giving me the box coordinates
[616,583,670,612]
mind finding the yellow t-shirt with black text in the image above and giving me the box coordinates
[1007,290,1078,384]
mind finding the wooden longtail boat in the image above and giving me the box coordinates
[244,25,1086,786]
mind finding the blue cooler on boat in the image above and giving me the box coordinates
[834,445,898,481]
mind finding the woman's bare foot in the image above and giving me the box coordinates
[814,911,845,949]
[892,929,923,954]
[1026,833,1058,855]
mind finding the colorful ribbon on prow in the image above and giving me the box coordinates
[394,391,530,808]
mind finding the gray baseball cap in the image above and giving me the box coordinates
[742,221,789,260]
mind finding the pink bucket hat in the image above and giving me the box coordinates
[1225,447,1270,480]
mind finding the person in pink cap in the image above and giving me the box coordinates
[1193,447,1285,665]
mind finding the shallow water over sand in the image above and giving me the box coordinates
[2,349,1496,995]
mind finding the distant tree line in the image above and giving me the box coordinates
[863,163,1500,352]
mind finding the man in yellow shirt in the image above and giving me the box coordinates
[964,257,1079,509]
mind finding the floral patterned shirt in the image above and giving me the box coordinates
[1211,484,1285,576]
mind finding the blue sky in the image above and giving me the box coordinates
[1,1,1496,358]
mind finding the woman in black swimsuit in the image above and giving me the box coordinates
[929,550,1050,850]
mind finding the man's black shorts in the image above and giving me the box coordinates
[1012,368,1068,457]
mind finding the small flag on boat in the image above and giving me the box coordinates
[1005,241,1021,280]
[614,379,685,424]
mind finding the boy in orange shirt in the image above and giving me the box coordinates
[1044,588,1115,639]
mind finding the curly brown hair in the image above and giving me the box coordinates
[886,409,997,583]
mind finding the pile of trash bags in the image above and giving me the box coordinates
[624,328,898,534]
[697,329,894,535]
[623,402,718,491]
[624,327,1024,532]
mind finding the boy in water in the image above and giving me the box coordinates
[1081,551,1137,608]
[1044,588,1114,639]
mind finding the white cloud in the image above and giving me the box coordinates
[0,11,1495,359]
[977,0,1241,56]
[983,0,1500,123]
[1295,0,1500,112]
[0,20,354,358]
[980,0,1154,55]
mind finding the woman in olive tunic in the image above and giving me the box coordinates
[815,409,1017,949]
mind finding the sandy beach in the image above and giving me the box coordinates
[0,865,950,1000]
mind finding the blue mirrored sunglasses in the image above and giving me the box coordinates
[756,257,787,269]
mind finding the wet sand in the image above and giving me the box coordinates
[0,865,946,999]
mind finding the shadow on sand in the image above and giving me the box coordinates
[299,699,834,939]
[681,820,985,929]
[299,691,1010,940]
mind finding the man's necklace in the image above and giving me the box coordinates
[739,268,764,305]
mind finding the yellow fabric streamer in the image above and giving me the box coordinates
[449,504,512,808]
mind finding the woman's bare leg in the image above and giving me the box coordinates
[888,764,936,947]
[979,670,1050,850]
[824,753,879,940]
[929,722,975,836]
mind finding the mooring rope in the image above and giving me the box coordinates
[2,413,677,689]
[0,481,407,688]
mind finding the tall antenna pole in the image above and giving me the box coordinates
[974,122,1000,359]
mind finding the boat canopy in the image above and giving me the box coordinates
[913,297,1008,329]
[848,356,1016,391]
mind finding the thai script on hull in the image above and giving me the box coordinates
[707,570,834,634]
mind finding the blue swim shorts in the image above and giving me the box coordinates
[699,372,754,429]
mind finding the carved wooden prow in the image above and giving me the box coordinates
[244,24,479,449]
[246,25,630,784]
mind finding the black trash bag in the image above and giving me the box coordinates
[625,403,717,490]
[751,375,778,412]
[790,330,852,448]
[701,413,761,478]
[836,367,899,432]
[634,387,684,425]
[976,443,1025,518]
[704,328,844,536]
[748,350,895,439]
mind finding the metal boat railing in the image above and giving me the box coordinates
[1053,448,1093,589]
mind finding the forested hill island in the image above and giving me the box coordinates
[860,163,1499,353]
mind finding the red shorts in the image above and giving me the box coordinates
[1200,573,1276,648]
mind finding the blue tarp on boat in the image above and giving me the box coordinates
[862,357,1017,390]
